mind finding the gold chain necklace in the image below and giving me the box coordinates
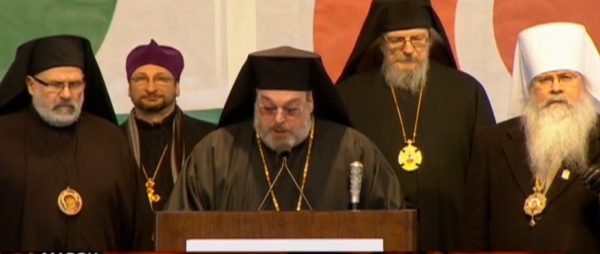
[141,143,169,210]
[524,177,547,227]
[390,85,425,171]
[255,121,314,211]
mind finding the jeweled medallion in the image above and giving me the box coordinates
[398,140,423,172]
[524,192,546,227]
[57,187,83,216]
[146,179,161,206]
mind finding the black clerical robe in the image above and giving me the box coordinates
[166,119,402,211]
[456,117,600,253]
[336,61,496,251]
[120,111,215,211]
[0,107,153,251]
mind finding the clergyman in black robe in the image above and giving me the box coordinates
[166,46,402,211]
[457,22,600,253]
[334,0,496,251]
[0,35,152,251]
[120,39,215,212]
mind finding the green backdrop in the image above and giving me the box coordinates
[0,0,222,125]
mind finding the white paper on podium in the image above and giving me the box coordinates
[186,238,384,252]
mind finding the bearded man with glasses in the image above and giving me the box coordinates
[0,35,152,251]
[166,46,402,212]
[120,39,215,213]
[457,22,600,253]
[335,0,496,252]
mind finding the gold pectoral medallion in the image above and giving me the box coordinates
[145,179,161,208]
[398,140,423,172]
[524,192,547,226]
[524,178,547,227]
[57,187,83,216]
[141,144,169,211]
[390,86,425,173]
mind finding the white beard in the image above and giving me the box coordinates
[381,51,430,96]
[32,95,84,127]
[522,93,598,186]
[253,106,312,154]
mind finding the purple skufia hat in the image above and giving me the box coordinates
[126,39,184,81]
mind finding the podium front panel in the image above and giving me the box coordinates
[155,210,417,252]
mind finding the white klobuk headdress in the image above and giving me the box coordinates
[508,22,600,118]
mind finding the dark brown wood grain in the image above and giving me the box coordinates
[155,210,417,252]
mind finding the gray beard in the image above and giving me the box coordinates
[253,108,312,154]
[522,93,598,186]
[32,95,84,127]
[381,58,429,96]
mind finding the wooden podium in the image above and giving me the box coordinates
[155,210,417,252]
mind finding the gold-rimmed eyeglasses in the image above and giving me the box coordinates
[384,34,430,50]
[130,75,174,86]
[533,72,580,86]
[258,106,305,119]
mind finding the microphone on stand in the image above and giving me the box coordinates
[279,148,291,164]
[281,150,314,211]
[257,147,291,211]
[349,161,364,211]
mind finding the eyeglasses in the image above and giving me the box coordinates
[258,105,305,119]
[533,73,580,86]
[130,76,174,86]
[384,34,429,50]
[31,76,85,93]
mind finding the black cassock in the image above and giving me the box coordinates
[120,111,215,211]
[336,62,496,251]
[457,117,600,253]
[0,108,152,251]
[166,119,402,211]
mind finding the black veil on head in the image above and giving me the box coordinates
[336,0,457,83]
[217,46,353,128]
[0,34,118,125]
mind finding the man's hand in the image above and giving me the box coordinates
[581,164,600,191]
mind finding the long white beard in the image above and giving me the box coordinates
[522,93,598,186]
[253,107,312,154]
[381,53,430,96]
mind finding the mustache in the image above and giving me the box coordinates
[53,101,76,110]
[142,93,163,99]
[396,58,418,64]
[389,51,420,64]
[272,124,290,132]
[542,95,572,108]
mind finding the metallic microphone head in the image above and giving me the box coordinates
[277,145,292,158]
[350,161,364,205]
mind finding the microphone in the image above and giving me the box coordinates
[277,145,292,172]
[582,163,600,191]
[256,148,291,211]
[278,147,292,160]
[349,161,364,210]
[281,152,314,211]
